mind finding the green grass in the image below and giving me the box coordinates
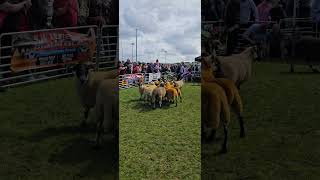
[202,62,320,180]
[119,84,201,180]
[0,78,118,180]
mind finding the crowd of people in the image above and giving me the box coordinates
[203,0,320,57]
[118,58,201,80]
[0,0,118,33]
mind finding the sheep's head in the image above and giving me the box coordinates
[195,51,219,72]
[250,46,259,61]
[70,62,94,85]
[159,82,165,87]
[195,51,220,82]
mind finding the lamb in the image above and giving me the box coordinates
[95,78,119,147]
[213,46,258,89]
[72,62,118,126]
[151,84,167,109]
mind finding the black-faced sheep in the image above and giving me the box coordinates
[281,36,320,72]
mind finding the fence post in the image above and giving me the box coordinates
[96,27,102,71]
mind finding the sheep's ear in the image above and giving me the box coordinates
[66,64,76,72]
[85,61,95,70]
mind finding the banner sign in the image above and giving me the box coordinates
[124,74,144,84]
[10,28,96,72]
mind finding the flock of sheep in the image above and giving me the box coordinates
[197,41,258,153]
[69,62,186,148]
[138,78,184,109]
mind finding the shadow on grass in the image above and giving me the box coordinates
[28,124,97,142]
[130,100,178,112]
[279,71,320,75]
[48,137,118,179]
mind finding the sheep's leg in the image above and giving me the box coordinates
[290,64,294,73]
[81,108,90,127]
[159,97,162,108]
[94,119,104,148]
[220,124,228,154]
[152,96,156,109]
[207,129,216,143]
[309,65,320,73]
[238,115,245,138]
[175,96,178,107]
[94,104,105,148]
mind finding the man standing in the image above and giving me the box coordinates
[225,0,240,55]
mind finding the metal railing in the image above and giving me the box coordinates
[0,25,119,88]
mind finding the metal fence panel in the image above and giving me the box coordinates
[0,25,119,89]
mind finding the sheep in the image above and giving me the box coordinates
[213,46,258,89]
[196,53,245,138]
[165,88,179,107]
[151,84,167,109]
[141,84,157,105]
[138,84,145,100]
[72,62,118,126]
[174,79,184,90]
[281,36,320,72]
[94,78,119,148]
[202,81,231,153]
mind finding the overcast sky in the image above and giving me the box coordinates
[119,0,200,63]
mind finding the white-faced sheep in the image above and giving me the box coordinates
[72,62,118,126]
[152,83,167,109]
[214,46,258,89]
[141,84,157,105]
[95,78,119,147]
[174,79,184,90]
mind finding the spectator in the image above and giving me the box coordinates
[286,0,311,18]
[119,62,126,75]
[205,0,225,21]
[78,0,89,26]
[133,62,141,74]
[52,0,79,28]
[154,59,161,73]
[242,0,272,44]
[312,0,320,23]
[240,0,259,25]
[87,0,114,26]
[225,0,240,55]
[0,0,32,33]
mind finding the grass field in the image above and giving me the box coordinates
[119,83,201,179]
[0,78,118,180]
[202,62,320,179]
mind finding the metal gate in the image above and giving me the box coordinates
[0,25,119,89]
